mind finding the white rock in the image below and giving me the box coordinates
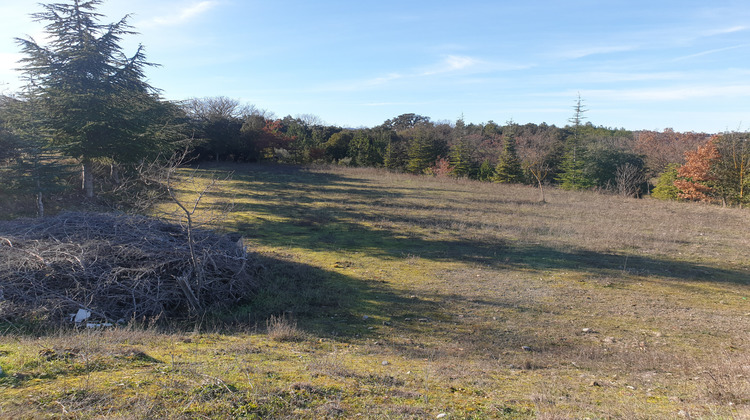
[436,414,447,419]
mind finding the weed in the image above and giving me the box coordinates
[266,313,304,342]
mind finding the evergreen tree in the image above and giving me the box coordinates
[449,139,474,177]
[1,88,69,217]
[557,95,595,190]
[493,122,522,183]
[478,160,495,181]
[15,0,172,198]
[406,127,438,174]
[651,163,680,200]
[349,130,381,167]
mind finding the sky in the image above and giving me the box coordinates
[1,0,749,132]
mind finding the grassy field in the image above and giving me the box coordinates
[1,163,749,419]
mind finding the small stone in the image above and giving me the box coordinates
[603,337,616,344]
[522,346,532,352]
[419,318,429,323]
[626,385,636,390]
[582,328,596,334]
[362,315,369,320]
[436,414,448,419]
[381,360,389,366]
[382,321,392,326]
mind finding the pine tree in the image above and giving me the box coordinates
[1,90,73,216]
[449,139,474,177]
[15,0,172,198]
[406,127,438,174]
[651,163,680,200]
[493,122,522,183]
[557,94,594,190]
[478,160,495,181]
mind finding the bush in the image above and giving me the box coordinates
[651,164,680,200]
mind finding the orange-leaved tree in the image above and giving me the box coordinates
[674,138,719,202]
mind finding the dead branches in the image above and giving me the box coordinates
[0,212,258,325]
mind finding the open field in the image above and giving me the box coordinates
[1,163,749,419]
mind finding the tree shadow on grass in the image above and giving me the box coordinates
[235,249,552,360]
[183,163,749,287]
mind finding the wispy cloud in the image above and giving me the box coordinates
[703,25,749,36]
[421,55,480,76]
[672,44,750,61]
[555,45,637,60]
[580,85,750,102]
[147,1,219,27]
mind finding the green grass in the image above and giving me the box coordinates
[2,163,749,419]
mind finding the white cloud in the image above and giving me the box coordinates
[555,45,637,60]
[703,25,749,36]
[146,1,219,27]
[672,44,750,61]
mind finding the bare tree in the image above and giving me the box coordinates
[518,131,560,202]
[615,162,645,198]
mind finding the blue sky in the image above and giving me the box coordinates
[1,0,749,132]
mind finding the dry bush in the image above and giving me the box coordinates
[0,212,259,325]
[266,314,303,342]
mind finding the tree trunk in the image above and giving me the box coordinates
[36,191,44,218]
[82,161,94,198]
[537,178,546,203]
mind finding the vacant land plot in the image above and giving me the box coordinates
[1,163,749,419]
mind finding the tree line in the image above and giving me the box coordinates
[1,0,749,217]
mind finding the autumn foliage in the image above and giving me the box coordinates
[674,138,720,202]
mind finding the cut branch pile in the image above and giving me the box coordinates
[0,212,258,325]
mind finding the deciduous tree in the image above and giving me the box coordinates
[674,138,719,203]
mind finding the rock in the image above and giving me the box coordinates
[603,337,616,344]
[362,315,369,320]
[436,414,448,419]
[381,360,389,366]
[521,346,532,352]
[582,328,596,334]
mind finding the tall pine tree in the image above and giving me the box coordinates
[15,0,172,198]
[557,94,594,190]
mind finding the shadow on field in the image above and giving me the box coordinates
[203,164,748,286]
[183,163,748,359]
[241,249,547,358]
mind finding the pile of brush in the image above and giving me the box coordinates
[0,212,259,326]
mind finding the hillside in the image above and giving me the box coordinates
[1,163,749,419]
